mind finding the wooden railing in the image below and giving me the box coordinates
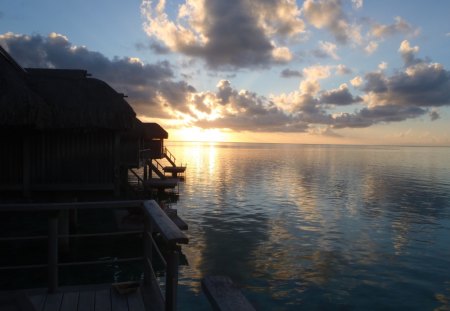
[163,147,177,167]
[0,200,188,311]
[150,160,166,179]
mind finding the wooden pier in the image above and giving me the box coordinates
[0,200,188,311]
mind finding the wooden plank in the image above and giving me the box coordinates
[43,292,63,311]
[110,288,128,311]
[201,276,255,311]
[126,288,146,311]
[141,277,164,311]
[60,292,78,311]
[29,294,46,311]
[78,291,95,311]
[143,200,188,244]
[94,289,111,311]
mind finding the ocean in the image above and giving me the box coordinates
[166,142,450,310]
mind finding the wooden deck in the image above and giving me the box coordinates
[0,283,163,311]
[144,179,178,189]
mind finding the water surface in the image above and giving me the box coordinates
[168,142,450,310]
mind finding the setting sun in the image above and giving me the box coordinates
[171,127,230,142]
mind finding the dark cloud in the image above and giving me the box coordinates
[0,32,196,119]
[319,85,362,105]
[332,105,427,129]
[280,68,302,78]
[363,63,450,108]
[429,110,440,121]
[141,0,304,69]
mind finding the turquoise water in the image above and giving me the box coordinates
[167,142,450,310]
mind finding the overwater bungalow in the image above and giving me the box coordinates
[0,46,189,310]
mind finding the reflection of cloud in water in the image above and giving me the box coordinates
[168,143,450,310]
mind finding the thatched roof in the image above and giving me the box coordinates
[26,69,136,129]
[141,122,168,139]
[0,46,136,130]
[124,120,169,140]
[0,46,52,128]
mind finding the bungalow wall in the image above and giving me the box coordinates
[0,130,120,196]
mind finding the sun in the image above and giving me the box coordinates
[171,127,229,142]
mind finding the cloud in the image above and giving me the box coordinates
[280,68,303,78]
[351,0,363,9]
[350,76,363,87]
[332,105,427,128]
[429,109,440,121]
[3,31,449,135]
[335,64,352,75]
[319,83,362,105]
[193,80,308,132]
[371,16,418,39]
[365,41,378,54]
[378,61,388,71]
[136,41,170,54]
[140,0,305,69]
[313,41,339,59]
[303,0,361,45]
[398,40,420,66]
[0,32,196,119]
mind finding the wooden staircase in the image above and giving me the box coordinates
[162,147,186,179]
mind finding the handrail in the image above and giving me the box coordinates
[0,200,188,311]
[164,147,176,163]
[129,168,144,186]
[0,200,142,212]
[152,159,166,173]
[143,201,188,244]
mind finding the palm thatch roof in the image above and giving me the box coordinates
[26,69,136,129]
[0,46,136,130]
[0,46,52,128]
[141,122,168,139]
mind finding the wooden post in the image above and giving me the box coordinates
[143,162,148,182]
[48,212,59,293]
[22,136,31,198]
[59,210,70,253]
[165,245,179,311]
[113,132,121,197]
[143,216,152,286]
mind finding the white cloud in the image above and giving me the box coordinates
[351,0,363,9]
[371,16,418,39]
[378,62,388,70]
[365,41,378,54]
[350,76,363,87]
[303,0,362,45]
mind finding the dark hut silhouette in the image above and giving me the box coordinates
[0,46,180,200]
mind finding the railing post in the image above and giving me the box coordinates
[48,212,59,293]
[165,244,179,311]
[143,215,153,286]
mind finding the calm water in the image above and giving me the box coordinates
[166,142,450,311]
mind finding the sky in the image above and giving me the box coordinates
[1,0,450,145]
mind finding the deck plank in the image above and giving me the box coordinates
[126,289,146,311]
[78,291,95,311]
[94,289,111,311]
[43,293,63,311]
[29,294,46,311]
[110,288,128,311]
[60,292,78,311]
